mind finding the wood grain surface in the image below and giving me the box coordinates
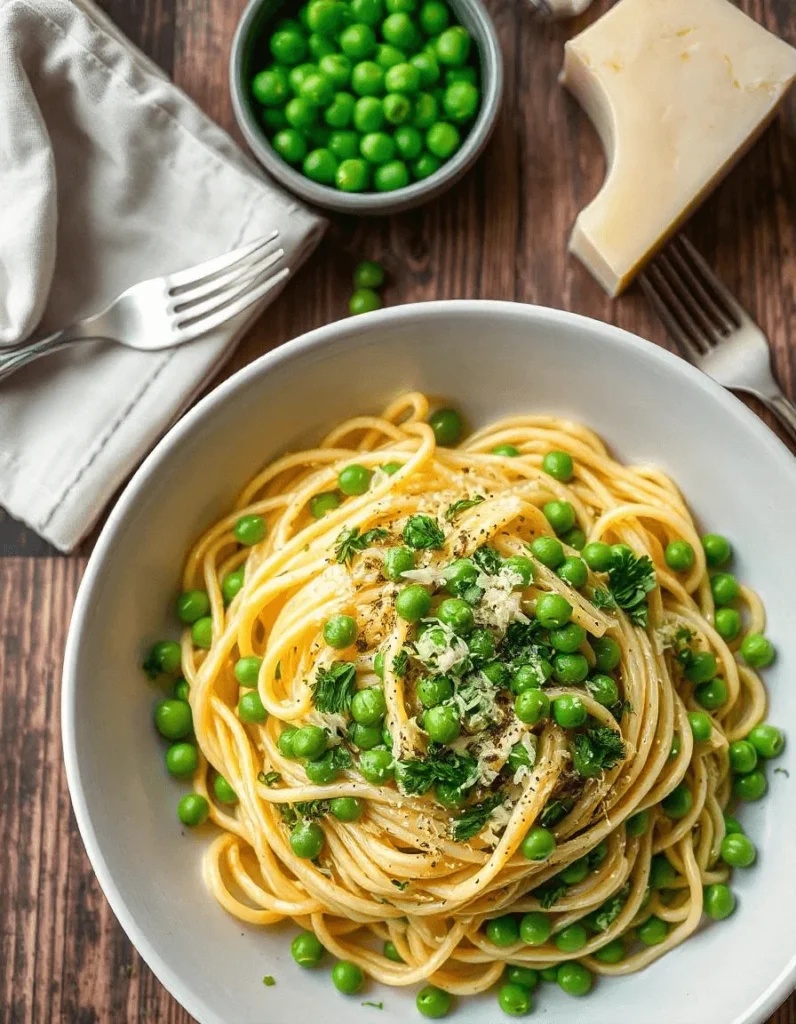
[0,0,794,1020]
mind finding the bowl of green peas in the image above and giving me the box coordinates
[230,0,503,213]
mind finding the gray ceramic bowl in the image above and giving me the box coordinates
[230,0,504,214]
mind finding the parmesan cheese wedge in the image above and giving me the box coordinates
[560,0,796,295]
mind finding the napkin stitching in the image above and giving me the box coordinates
[39,194,259,530]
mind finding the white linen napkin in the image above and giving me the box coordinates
[0,0,326,551]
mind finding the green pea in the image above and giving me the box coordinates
[388,125,422,160]
[189,616,212,649]
[550,622,586,653]
[504,966,538,990]
[213,774,237,805]
[411,51,440,89]
[543,501,576,536]
[662,783,693,819]
[381,461,402,475]
[350,60,384,96]
[520,826,555,861]
[351,0,384,25]
[349,288,382,313]
[289,62,318,95]
[308,492,340,521]
[291,820,325,859]
[553,694,587,729]
[330,797,364,822]
[351,687,387,726]
[270,29,308,65]
[557,556,588,589]
[324,91,356,127]
[626,809,649,837]
[382,12,419,49]
[586,673,619,708]
[515,689,550,725]
[417,985,452,1018]
[665,540,695,572]
[729,739,758,774]
[560,856,589,885]
[702,533,732,568]
[594,938,625,963]
[303,147,337,182]
[493,444,519,457]
[165,742,197,777]
[428,407,463,446]
[323,614,358,649]
[308,33,337,59]
[374,160,410,191]
[555,924,588,953]
[307,0,346,35]
[238,690,268,723]
[172,677,189,700]
[262,106,288,131]
[176,589,210,625]
[734,768,767,802]
[434,780,467,809]
[441,79,480,122]
[285,96,317,129]
[337,464,372,495]
[468,628,496,664]
[144,640,182,677]
[291,930,324,967]
[747,723,785,759]
[556,961,592,997]
[359,748,395,783]
[638,915,669,946]
[384,939,403,962]
[373,651,385,679]
[419,0,449,33]
[337,155,369,192]
[412,152,441,179]
[553,653,589,685]
[384,62,421,95]
[329,129,361,160]
[386,0,417,9]
[438,597,475,635]
[486,915,520,947]
[380,548,412,584]
[349,722,381,750]
[704,883,736,921]
[649,853,676,889]
[319,53,352,85]
[252,67,290,106]
[443,557,479,596]
[412,91,439,131]
[530,536,565,569]
[273,127,308,166]
[518,911,550,945]
[688,711,712,743]
[376,42,407,69]
[592,636,621,672]
[426,121,460,158]
[340,23,377,59]
[154,698,192,740]
[724,813,744,836]
[720,832,756,868]
[293,725,328,760]
[695,677,728,710]
[741,633,775,669]
[416,676,454,707]
[542,450,574,482]
[497,983,531,1017]
[535,592,572,628]
[277,726,298,758]
[396,583,431,622]
[221,566,245,604]
[503,555,534,587]
[234,656,262,687]
[304,750,339,784]
[715,607,741,641]
[177,793,209,826]
[669,733,681,759]
[610,543,634,563]
[581,541,613,572]
[711,572,740,606]
[483,661,512,687]
[562,527,587,551]
[435,25,471,66]
[423,704,460,744]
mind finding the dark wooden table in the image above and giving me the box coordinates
[1,0,794,1020]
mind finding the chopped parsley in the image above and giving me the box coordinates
[312,661,357,714]
[571,727,626,779]
[392,649,409,676]
[391,879,409,891]
[396,747,479,796]
[403,514,445,550]
[445,495,485,521]
[450,794,504,842]
[534,878,567,909]
[586,883,630,932]
[278,800,331,826]
[257,771,282,787]
[362,1001,384,1009]
[507,741,535,775]
[335,527,389,564]
[499,619,551,671]
[472,545,503,575]
[539,797,574,827]
[592,549,657,627]
[262,975,276,987]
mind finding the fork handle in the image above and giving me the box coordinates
[0,328,78,383]
[763,393,796,447]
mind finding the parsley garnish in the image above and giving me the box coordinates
[539,797,574,827]
[594,549,657,627]
[327,746,353,771]
[534,878,568,909]
[335,527,389,564]
[586,883,630,932]
[257,771,282,787]
[362,1001,384,1009]
[612,698,634,719]
[472,545,502,574]
[392,649,409,676]
[507,741,534,775]
[450,794,503,842]
[262,975,276,987]
[571,727,626,778]
[278,800,331,826]
[396,747,479,796]
[499,619,551,671]
[391,879,409,891]
[402,514,445,550]
[445,495,485,521]
[312,661,357,714]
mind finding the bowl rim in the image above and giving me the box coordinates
[62,300,796,1024]
[229,0,505,214]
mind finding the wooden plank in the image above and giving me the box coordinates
[0,0,794,1020]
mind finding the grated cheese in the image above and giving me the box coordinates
[474,567,528,632]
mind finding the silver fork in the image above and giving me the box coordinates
[0,231,288,383]
[640,236,796,444]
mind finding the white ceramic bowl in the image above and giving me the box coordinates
[63,301,796,1024]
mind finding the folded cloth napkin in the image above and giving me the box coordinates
[0,0,326,551]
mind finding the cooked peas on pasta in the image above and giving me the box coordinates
[141,391,783,1014]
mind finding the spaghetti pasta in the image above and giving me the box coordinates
[154,392,781,1005]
